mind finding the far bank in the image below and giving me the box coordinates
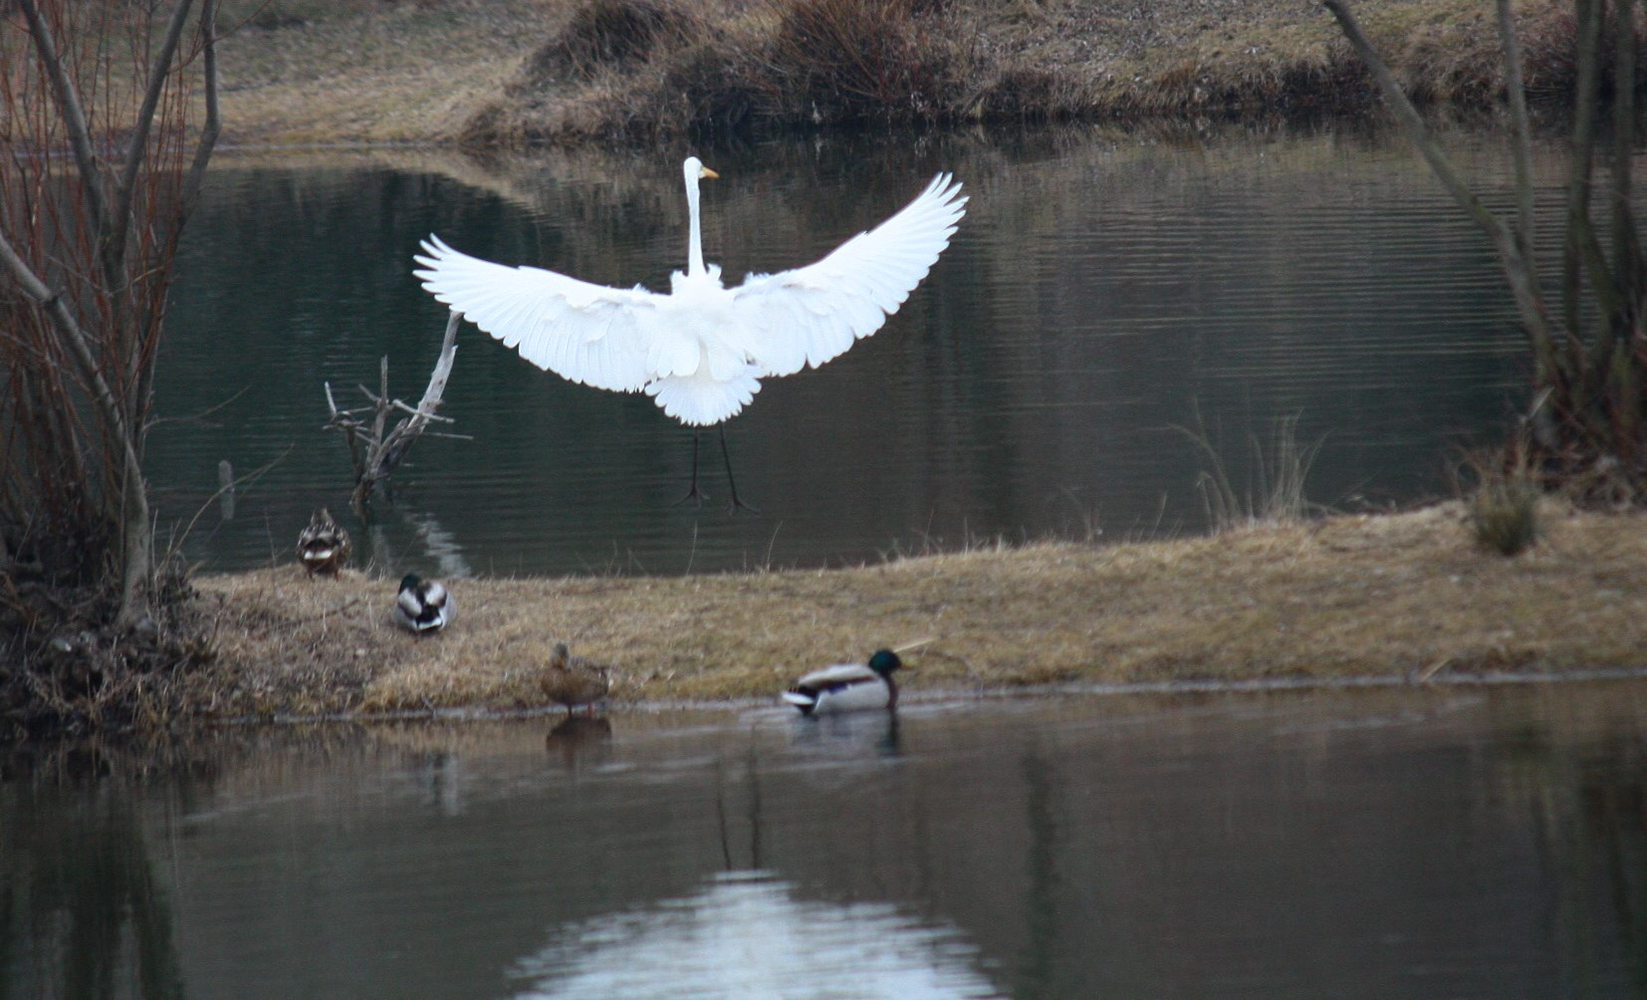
[210,0,1615,147]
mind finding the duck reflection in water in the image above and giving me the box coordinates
[545,715,614,773]
[789,708,902,759]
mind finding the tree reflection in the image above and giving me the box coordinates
[0,776,184,999]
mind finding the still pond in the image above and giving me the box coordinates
[7,683,1647,997]
[17,125,1645,998]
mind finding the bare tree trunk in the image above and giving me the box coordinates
[1324,0,1647,502]
[324,313,468,518]
[3,0,222,627]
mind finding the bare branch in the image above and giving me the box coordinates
[1496,0,1537,274]
[0,228,136,450]
[1322,0,1557,381]
[181,0,222,217]
[1609,0,1641,317]
[110,0,198,274]
[390,399,457,422]
[16,0,108,231]
[325,313,463,518]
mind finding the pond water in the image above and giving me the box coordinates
[7,682,1647,997]
[146,124,1600,578]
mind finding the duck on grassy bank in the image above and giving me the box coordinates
[297,508,351,577]
[544,642,612,716]
[394,574,453,634]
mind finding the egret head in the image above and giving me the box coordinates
[867,649,903,677]
[684,156,719,182]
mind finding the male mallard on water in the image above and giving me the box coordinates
[783,649,905,715]
[297,508,351,577]
[543,642,611,716]
[393,573,453,634]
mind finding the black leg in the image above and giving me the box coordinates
[719,426,758,513]
[674,430,708,506]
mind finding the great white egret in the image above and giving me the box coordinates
[413,157,966,509]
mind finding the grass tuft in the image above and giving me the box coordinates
[1179,412,1323,533]
[1461,449,1543,556]
[526,0,702,84]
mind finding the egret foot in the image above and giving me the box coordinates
[718,427,759,515]
[673,432,709,506]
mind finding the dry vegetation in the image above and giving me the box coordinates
[196,502,1647,720]
[201,0,1628,146]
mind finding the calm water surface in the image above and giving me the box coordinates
[147,126,1611,577]
[6,683,1647,997]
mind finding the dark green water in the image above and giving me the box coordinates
[7,683,1647,997]
[148,126,1562,578]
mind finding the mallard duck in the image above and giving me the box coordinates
[543,642,611,716]
[297,508,351,576]
[783,649,905,715]
[393,573,453,634]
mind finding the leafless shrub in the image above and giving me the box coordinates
[1327,0,1647,508]
[526,0,701,84]
[0,0,221,738]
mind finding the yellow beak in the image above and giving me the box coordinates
[700,166,720,180]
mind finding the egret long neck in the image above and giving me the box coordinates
[686,173,706,278]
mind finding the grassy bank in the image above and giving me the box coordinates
[197,502,1647,719]
[207,0,1616,147]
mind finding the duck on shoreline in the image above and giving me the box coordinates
[297,508,351,577]
[543,642,611,716]
[393,574,453,634]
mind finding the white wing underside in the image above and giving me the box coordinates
[413,174,966,427]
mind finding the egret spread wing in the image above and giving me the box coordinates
[729,174,966,378]
[413,235,676,392]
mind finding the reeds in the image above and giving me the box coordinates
[1179,413,1323,533]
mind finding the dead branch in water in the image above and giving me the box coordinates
[324,312,469,519]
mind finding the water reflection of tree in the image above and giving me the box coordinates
[0,779,185,999]
[1491,719,1647,995]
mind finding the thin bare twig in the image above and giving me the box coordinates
[324,313,464,517]
[1322,0,1557,383]
[16,0,107,231]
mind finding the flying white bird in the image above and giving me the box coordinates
[413,157,966,509]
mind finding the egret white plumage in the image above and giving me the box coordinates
[413,157,965,509]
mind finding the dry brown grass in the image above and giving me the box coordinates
[196,503,1647,720]
[195,0,1632,147]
